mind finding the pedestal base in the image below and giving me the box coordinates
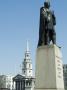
[35,45,64,90]
[35,88,64,90]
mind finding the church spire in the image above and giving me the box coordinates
[22,41,33,77]
[26,40,29,52]
[25,41,31,60]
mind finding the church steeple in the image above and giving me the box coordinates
[26,40,29,52]
[22,41,33,77]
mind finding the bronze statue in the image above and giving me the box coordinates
[38,1,56,47]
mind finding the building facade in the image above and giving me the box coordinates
[0,75,15,90]
[0,75,6,89]
[63,64,67,90]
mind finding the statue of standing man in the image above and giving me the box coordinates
[38,1,56,47]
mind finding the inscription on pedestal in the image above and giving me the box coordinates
[56,56,63,78]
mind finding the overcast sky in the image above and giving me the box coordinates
[0,0,67,75]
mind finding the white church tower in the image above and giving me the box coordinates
[22,41,33,77]
[13,41,35,90]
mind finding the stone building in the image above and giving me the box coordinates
[63,64,67,90]
[0,75,15,90]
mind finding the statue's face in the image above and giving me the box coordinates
[44,2,50,9]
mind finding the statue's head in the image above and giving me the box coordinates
[44,1,50,9]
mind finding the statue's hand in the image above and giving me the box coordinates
[48,14,51,21]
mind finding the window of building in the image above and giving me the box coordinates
[26,81,28,86]
[29,70,31,73]
[24,71,25,74]
[24,63,26,68]
[27,54,29,57]
[29,64,30,68]
[29,82,31,86]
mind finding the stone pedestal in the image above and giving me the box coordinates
[35,45,64,90]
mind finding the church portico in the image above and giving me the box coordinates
[13,74,25,90]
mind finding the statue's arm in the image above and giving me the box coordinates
[52,11,56,25]
[40,7,44,15]
[40,7,46,18]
